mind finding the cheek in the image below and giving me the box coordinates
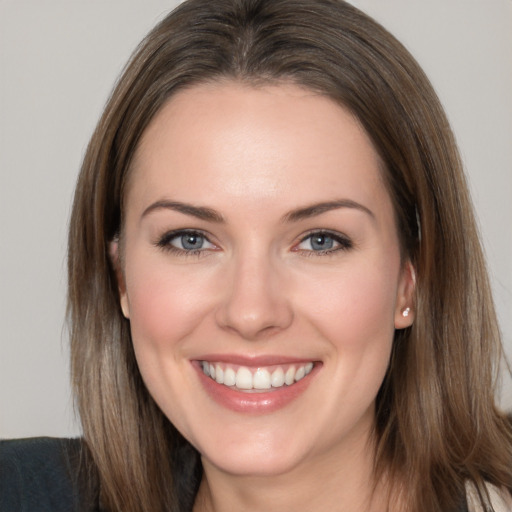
[124,257,216,351]
[296,260,399,396]
[298,261,399,420]
[296,257,399,359]
[122,256,219,431]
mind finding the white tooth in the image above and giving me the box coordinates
[236,367,253,390]
[202,361,209,375]
[209,363,216,379]
[215,364,224,384]
[224,367,236,386]
[285,366,296,386]
[305,362,314,374]
[271,367,285,387]
[253,368,271,389]
[295,365,306,382]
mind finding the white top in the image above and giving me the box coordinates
[466,482,512,512]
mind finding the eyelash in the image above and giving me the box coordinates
[294,230,353,256]
[154,229,353,257]
[155,229,215,257]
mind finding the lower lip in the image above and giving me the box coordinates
[194,362,319,414]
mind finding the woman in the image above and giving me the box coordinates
[1,0,511,510]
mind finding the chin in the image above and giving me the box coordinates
[201,441,309,477]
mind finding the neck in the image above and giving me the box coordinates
[193,424,392,512]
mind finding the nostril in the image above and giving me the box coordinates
[215,302,294,340]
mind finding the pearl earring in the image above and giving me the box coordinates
[402,307,411,317]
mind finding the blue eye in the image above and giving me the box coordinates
[156,230,215,254]
[296,231,352,254]
[309,233,335,250]
[178,232,206,250]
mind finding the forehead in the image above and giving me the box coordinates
[127,81,390,221]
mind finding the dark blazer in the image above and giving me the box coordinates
[1,437,469,512]
[0,437,98,512]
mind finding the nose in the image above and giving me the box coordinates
[215,250,294,341]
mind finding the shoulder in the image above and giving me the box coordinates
[0,437,98,512]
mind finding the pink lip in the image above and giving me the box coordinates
[192,356,321,414]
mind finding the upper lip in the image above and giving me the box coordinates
[194,354,318,367]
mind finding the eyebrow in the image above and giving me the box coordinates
[141,198,374,224]
[141,200,225,223]
[282,199,374,223]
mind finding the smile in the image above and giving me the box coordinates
[200,361,315,391]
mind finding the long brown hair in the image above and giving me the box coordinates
[68,1,512,510]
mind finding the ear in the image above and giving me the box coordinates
[394,260,416,329]
[109,239,130,319]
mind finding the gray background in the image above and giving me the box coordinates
[1,0,511,438]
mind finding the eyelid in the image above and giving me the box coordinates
[154,228,352,257]
[293,229,353,254]
[154,228,218,254]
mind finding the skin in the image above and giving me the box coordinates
[112,81,415,512]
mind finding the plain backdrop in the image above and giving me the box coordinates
[1,0,511,438]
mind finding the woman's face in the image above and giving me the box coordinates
[114,82,415,477]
